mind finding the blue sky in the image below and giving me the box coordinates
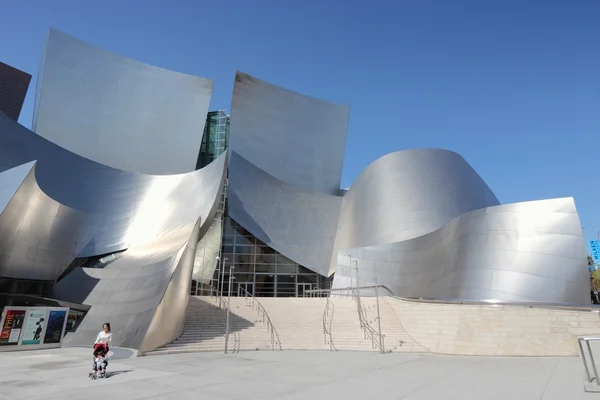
[1,0,599,251]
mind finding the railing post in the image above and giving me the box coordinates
[580,338,593,383]
[224,264,235,354]
[374,281,384,354]
[587,340,600,384]
[349,255,354,300]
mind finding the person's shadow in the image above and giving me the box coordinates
[106,370,133,378]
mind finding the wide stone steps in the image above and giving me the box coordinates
[143,296,427,356]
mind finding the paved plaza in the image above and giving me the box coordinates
[0,347,598,400]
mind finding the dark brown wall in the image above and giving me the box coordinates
[0,61,31,121]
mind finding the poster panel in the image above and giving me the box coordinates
[0,310,26,345]
[21,309,48,345]
[43,310,67,344]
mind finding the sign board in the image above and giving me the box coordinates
[21,309,48,345]
[0,307,69,352]
[0,310,25,345]
[591,240,600,262]
[43,310,67,344]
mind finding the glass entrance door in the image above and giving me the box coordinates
[297,283,315,297]
[238,282,254,297]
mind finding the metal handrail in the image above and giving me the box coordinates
[307,287,600,313]
[239,287,283,351]
[579,337,600,388]
[233,331,241,354]
[212,288,225,309]
[306,285,386,353]
[354,288,385,353]
[397,296,600,312]
[323,297,337,351]
[306,285,394,297]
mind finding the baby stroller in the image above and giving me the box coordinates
[89,343,108,379]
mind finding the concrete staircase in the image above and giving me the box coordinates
[144,295,427,355]
[145,296,276,355]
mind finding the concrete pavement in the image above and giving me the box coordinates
[0,347,596,400]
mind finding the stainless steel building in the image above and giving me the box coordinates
[0,29,591,353]
[226,72,589,304]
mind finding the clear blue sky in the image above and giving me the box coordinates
[2,0,599,251]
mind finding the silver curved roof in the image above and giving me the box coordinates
[33,29,213,175]
[330,148,501,273]
[333,197,589,304]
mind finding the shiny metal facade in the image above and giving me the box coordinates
[0,162,88,281]
[229,71,349,195]
[55,154,226,351]
[228,151,342,276]
[227,72,588,303]
[335,149,500,249]
[228,71,347,275]
[0,27,592,363]
[330,148,500,274]
[0,111,226,350]
[33,29,213,175]
[333,197,589,304]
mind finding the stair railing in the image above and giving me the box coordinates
[239,287,282,351]
[212,287,226,310]
[323,296,338,351]
[306,286,388,354]
[353,288,385,353]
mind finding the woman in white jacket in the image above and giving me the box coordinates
[94,322,112,349]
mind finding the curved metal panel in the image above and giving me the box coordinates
[229,71,349,195]
[0,163,90,280]
[227,71,349,273]
[228,151,342,276]
[336,148,500,251]
[0,112,206,259]
[0,162,35,213]
[192,213,222,284]
[55,153,227,350]
[333,198,589,304]
[33,28,213,175]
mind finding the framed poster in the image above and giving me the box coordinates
[43,310,67,344]
[0,309,26,345]
[21,309,48,345]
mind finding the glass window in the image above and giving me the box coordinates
[277,254,296,265]
[255,246,276,256]
[234,253,255,264]
[255,264,277,274]
[254,253,276,264]
[254,274,275,297]
[297,274,318,284]
[277,264,297,274]
[276,275,296,297]
[234,234,255,246]
[233,272,254,283]
[233,244,255,254]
